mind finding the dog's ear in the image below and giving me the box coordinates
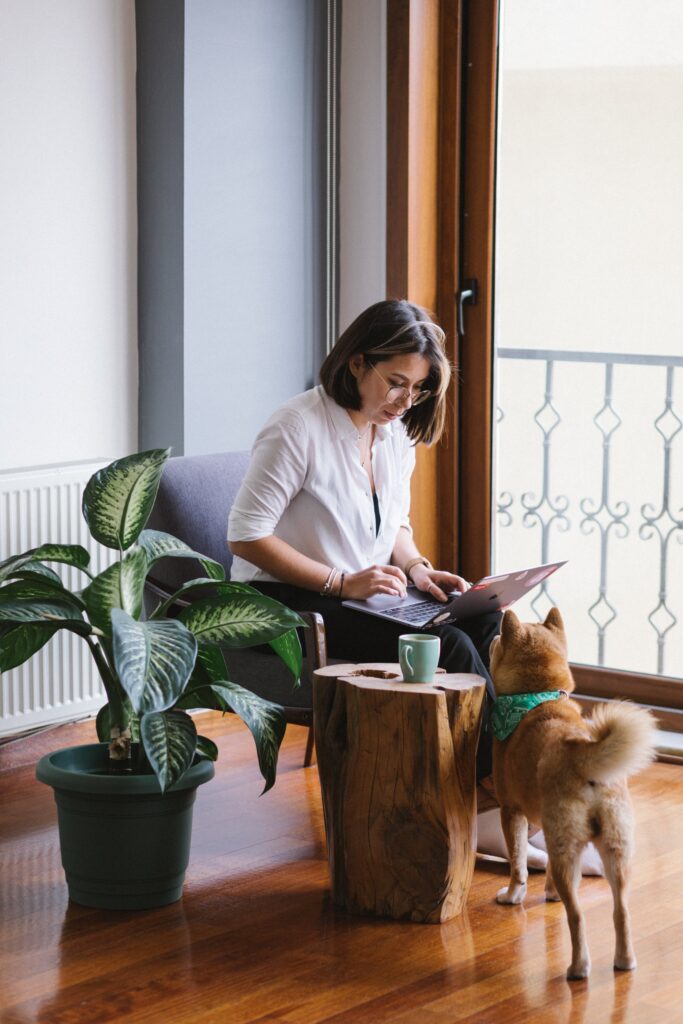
[501,609,522,645]
[544,607,565,633]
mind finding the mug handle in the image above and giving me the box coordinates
[403,644,413,675]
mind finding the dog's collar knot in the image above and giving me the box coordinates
[491,690,567,741]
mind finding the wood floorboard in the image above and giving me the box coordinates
[1,713,682,1023]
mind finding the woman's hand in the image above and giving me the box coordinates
[342,564,408,600]
[409,565,469,603]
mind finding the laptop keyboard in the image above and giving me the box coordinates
[382,600,442,625]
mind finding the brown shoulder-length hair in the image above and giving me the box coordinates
[319,299,451,445]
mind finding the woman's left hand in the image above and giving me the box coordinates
[409,565,469,603]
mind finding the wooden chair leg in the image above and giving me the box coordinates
[304,724,316,767]
[298,611,324,770]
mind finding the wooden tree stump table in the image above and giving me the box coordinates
[313,663,486,924]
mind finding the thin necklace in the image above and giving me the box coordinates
[358,425,374,467]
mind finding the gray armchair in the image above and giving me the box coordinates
[144,451,325,766]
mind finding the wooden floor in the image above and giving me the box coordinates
[1,714,682,1024]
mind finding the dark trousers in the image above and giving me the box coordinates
[253,581,500,781]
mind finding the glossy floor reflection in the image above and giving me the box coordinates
[1,713,682,1023]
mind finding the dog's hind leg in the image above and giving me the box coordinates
[599,842,636,971]
[548,850,590,979]
[496,807,528,904]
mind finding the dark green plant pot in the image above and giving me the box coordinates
[36,744,215,910]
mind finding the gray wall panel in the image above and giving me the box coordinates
[137,0,328,456]
[183,0,327,455]
[136,0,185,455]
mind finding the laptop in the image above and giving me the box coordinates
[342,560,567,629]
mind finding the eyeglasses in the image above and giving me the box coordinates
[369,362,433,407]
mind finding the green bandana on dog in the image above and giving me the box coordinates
[491,691,566,741]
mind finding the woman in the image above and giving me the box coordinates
[228,299,583,869]
[228,301,498,724]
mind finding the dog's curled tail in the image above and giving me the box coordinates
[574,702,657,784]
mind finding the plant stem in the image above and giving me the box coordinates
[86,636,131,764]
[86,636,115,698]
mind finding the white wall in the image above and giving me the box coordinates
[338,0,386,334]
[0,0,137,471]
[0,0,385,467]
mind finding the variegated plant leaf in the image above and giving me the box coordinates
[196,735,218,761]
[196,642,230,680]
[0,622,60,672]
[268,629,303,684]
[8,563,64,585]
[0,555,34,584]
[208,682,286,792]
[216,580,304,688]
[29,543,91,569]
[149,579,252,619]
[173,644,230,710]
[82,547,148,633]
[111,609,197,715]
[206,581,255,593]
[185,622,301,696]
[0,598,91,635]
[0,544,91,584]
[174,684,227,712]
[96,700,141,743]
[0,577,85,608]
[82,449,171,550]
[178,593,305,648]
[138,530,225,581]
[140,709,197,792]
[174,642,229,706]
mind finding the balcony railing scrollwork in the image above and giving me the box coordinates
[495,348,683,675]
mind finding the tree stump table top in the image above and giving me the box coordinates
[313,663,486,924]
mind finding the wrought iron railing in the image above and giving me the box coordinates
[495,348,683,675]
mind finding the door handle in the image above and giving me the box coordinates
[457,279,478,336]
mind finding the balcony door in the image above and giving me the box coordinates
[459,1,683,709]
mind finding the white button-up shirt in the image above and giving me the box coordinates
[228,385,416,583]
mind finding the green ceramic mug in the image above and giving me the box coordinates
[398,633,441,684]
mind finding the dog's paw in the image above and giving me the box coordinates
[566,957,591,980]
[496,882,527,905]
[614,954,637,972]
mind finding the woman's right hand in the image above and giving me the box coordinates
[341,564,407,600]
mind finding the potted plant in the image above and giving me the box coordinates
[0,448,304,909]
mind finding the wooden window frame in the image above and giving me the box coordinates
[386,0,464,572]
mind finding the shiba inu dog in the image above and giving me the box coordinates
[489,607,656,980]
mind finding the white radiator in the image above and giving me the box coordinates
[0,460,119,738]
